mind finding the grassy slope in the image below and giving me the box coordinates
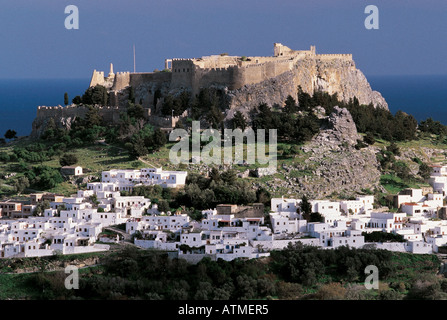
[0,133,446,198]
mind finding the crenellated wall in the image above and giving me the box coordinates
[89,70,105,87]
[170,59,195,90]
[316,54,353,61]
[31,105,122,138]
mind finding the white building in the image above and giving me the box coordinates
[101,167,187,189]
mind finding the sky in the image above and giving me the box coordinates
[0,0,446,79]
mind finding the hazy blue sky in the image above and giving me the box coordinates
[1,0,446,79]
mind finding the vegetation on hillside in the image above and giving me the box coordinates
[15,245,443,300]
[1,84,447,200]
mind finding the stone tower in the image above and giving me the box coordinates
[108,63,115,79]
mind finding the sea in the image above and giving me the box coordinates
[0,75,446,138]
[0,78,89,137]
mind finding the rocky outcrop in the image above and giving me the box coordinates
[225,56,387,121]
[225,71,298,121]
[314,106,361,146]
[296,107,382,198]
[305,58,388,109]
[253,107,382,199]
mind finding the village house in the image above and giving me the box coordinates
[60,166,83,176]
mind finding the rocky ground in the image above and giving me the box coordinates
[251,106,383,199]
[254,109,447,200]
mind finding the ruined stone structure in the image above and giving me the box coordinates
[31,43,388,137]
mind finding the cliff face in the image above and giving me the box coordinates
[224,71,299,120]
[225,57,387,120]
[308,58,387,109]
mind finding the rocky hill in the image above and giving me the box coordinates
[250,106,382,199]
[225,57,388,122]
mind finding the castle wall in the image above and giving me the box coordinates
[129,72,172,88]
[130,72,172,109]
[89,70,105,87]
[111,72,131,92]
[35,105,121,122]
[236,59,294,88]
[316,54,353,61]
[36,105,89,120]
[32,105,123,138]
[170,59,195,90]
[193,66,236,92]
[193,55,239,69]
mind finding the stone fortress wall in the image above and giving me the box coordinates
[31,42,387,137]
[35,105,121,123]
[88,43,358,106]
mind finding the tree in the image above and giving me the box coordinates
[151,128,167,152]
[387,142,401,156]
[153,89,162,107]
[297,86,313,111]
[72,96,82,105]
[128,86,135,104]
[34,200,51,216]
[130,136,149,158]
[4,129,17,140]
[418,162,432,180]
[59,153,78,167]
[64,92,69,106]
[221,169,237,186]
[89,194,100,207]
[127,103,145,120]
[392,161,411,181]
[299,195,312,221]
[26,166,64,190]
[309,211,324,223]
[161,94,176,117]
[82,85,108,105]
[284,95,298,114]
[206,106,224,129]
[209,167,221,183]
[364,132,376,145]
[294,113,320,143]
[315,282,347,300]
[14,176,30,194]
[232,111,247,131]
[158,200,170,213]
[84,106,103,127]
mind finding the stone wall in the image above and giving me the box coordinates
[316,54,353,61]
[111,72,131,92]
[170,59,195,90]
[89,70,105,87]
[31,105,122,138]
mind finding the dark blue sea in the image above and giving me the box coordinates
[0,78,89,137]
[0,75,446,138]
[368,74,447,125]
